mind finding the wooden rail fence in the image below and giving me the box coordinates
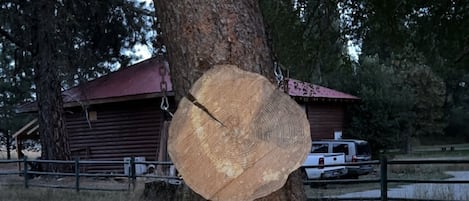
[0,156,179,191]
[304,156,469,201]
[1,156,469,201]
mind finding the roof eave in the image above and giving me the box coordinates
[291,96,361,103]
[15,92,174,113]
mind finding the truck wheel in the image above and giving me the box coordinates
[344,174,359,179]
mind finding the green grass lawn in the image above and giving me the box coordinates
[392,149,469,159]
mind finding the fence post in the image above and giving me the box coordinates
[380,155,388,201]
[75,157,80,192]
[127,158,131,191]
[23,156,28,189]
[131,156,136,190]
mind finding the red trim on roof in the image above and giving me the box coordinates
[285,78,359,100]
[62,58,172,103]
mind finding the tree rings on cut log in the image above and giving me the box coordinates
[168,65,311,201]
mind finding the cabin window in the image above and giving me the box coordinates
[88,111,97,121]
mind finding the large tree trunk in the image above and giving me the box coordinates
[6,129,11,160]
[0,128,10,159]
[155,0,273,101]
[154,1,307,200]
[32,0,71,171]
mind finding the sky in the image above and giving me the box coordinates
[128,0,360,65]
[129,43,152,64]
[123,0,154,65]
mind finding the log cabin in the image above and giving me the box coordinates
[14,58,358,173]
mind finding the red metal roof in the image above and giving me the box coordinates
[64,61,357,102]
[63,58,172,103]
[17,58,358,113]
[285,78,359,100]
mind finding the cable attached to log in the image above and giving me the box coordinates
[159,60,173,117]
[155,17,173,118]
[274,61,284,88]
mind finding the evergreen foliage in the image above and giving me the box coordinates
[0,42,34,158]
[0,0,156,161]
[260,0,352,86]
[261,0,468,150]
[0,1,467,158]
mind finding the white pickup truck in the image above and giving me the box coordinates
[301,152,347,180]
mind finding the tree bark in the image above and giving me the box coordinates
[143,181,206,201]
[155,0,273,101]
[154,1,307,200]
[6,130,11,160]
[0,128,10,159]
[32,0,71,171]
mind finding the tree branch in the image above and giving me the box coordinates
[454,47,469,64]
[0,27,29,51]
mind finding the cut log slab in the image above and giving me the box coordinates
[168,65,311,201]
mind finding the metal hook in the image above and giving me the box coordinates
[274,62,284,86]
[160,96,173,117]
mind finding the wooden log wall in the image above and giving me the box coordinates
[65,98,165,173]
[307,102,345,140]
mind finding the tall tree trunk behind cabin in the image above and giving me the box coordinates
[404,127,412,154]
[154,1,307,200]
[0,128,10,159]
[32,0,71,171]
[6,130,11,160]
